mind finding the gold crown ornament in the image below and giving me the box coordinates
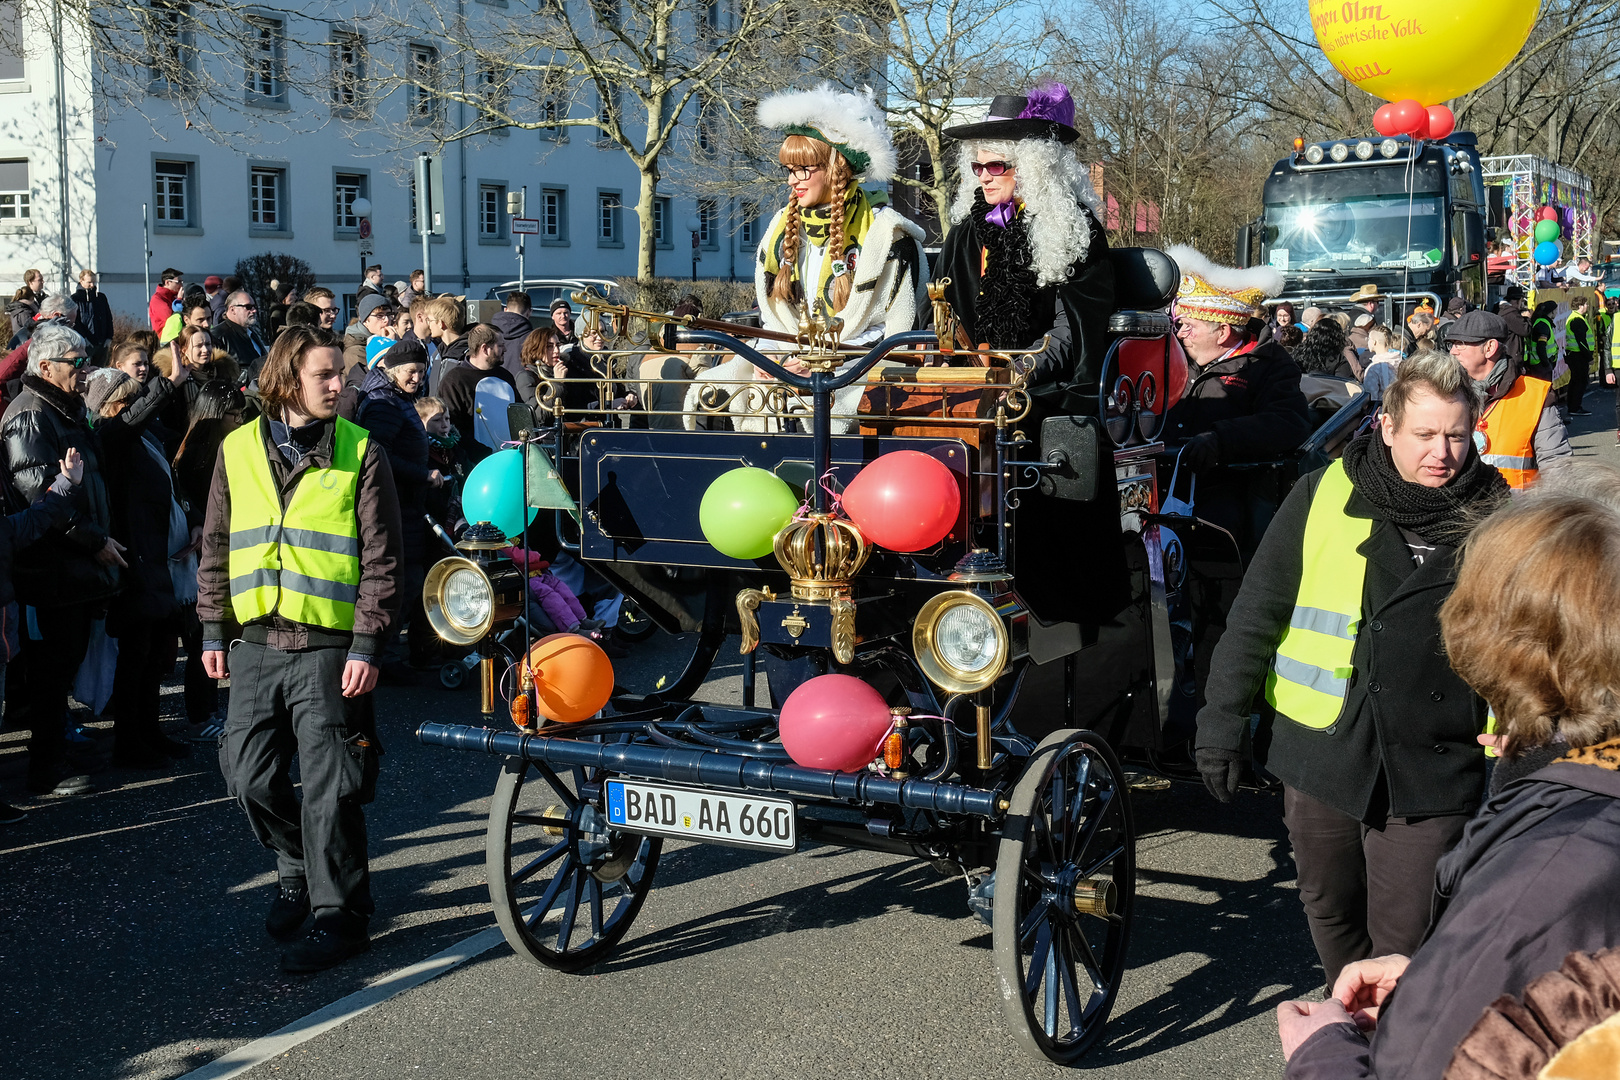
[1167,244,1285,327]
[773,512,870,601]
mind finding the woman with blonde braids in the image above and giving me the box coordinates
[685,85,925,431]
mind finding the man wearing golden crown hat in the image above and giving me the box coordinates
[1165,245,1312,554]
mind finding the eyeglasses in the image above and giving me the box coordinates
[54,353,89,368]
[970,160,1013,177]
[781,164,824,182]
[231,303,256,311]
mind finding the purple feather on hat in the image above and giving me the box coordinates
[1018,83,1074,128]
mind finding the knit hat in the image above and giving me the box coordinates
[366,335,395,368]
[358,294,390,322]
[378,337,427,368]
[1167,245,1284,326]
[83,367,134,417]
[758,83,897,182]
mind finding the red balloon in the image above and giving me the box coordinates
[1426,105,1456,140]
[779,674,892,772]
[1118,334,1189,413]
[1372,103,1399,137]
[1389,99,1426,136]
[841,450,961,552]
[1539,206,1559,221]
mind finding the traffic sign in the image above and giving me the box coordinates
[358,235,374,256]
[512,217,540,235]
[358,218,372,240]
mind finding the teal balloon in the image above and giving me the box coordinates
[463,448,539,539]
[699,467,800,560]
[1534,240,1560,266]
[1533,219,1561,244]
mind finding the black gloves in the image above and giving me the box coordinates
[1196,746,1244,804]
[1183,431,1220,472]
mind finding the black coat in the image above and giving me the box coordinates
[1196,462,1488,820]
[1285,755,1620,1080]
[212,320,268,383]
[355,367,432,564]
[0,375,121,607]
[1166,339,1313,463]
[490,311,534,383]
[71,287,114,348]
[101,420,184,630]
[937,198,1114,399]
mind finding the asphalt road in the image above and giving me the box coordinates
[2,404,1615,1080]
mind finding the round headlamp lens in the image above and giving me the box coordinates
[1304,145,1324,164]
[444,567,493,630]
[1329,142,1350,162]
[936,602,1001,673]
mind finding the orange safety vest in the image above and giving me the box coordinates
[1477,375,1551,490]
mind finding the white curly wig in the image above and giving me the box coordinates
[951,138,1102,287]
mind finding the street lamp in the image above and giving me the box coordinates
[686,214,702,282]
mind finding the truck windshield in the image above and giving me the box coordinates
[1263,194,1445,273]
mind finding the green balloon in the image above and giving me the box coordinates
[699,467,801,560]
[1534,219,1562,244]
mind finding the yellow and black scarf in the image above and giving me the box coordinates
[762,187,886,311]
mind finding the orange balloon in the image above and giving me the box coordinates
[519,633,615,724]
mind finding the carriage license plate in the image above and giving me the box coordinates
[604,780,796,852]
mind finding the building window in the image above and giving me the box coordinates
[409,44,439,124]
[698,198,718,248]
[250,166,285,230]
[0,0,24,83]
[477,61,507,129]
[597,191,621,246]
[334,172,366,231]
[0,159,27,220]
[479,183,506,240]
[540,187,567,244]
[738,203,758,247]
[154,159,192,226]
[652,197,671,248]
[331,30,364,112]
[245,15,285,103]
[595,90,618,146]
[539,94,561,139]
[146,0,193,86]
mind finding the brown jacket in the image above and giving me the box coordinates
[197,415,402,658]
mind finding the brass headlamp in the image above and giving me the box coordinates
[423,522,525,647]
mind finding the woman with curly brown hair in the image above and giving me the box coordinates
[1278,462,1620,1079]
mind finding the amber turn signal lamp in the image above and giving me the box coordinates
[883,730,906,770]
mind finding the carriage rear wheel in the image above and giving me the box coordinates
[991,728,1136,1064]
[487,756,661,972]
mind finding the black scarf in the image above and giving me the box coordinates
[972,192,1038,350]
[1340,431,1509,545]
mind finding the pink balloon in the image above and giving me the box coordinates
[841,450,961,553]
[779,674,892,772]
[1426,105,1456,140]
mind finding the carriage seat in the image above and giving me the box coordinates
[1106,247,1180,338]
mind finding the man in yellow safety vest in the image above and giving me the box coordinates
[197,325,402,973]
[1194,353,1508,988]
[1445,309,1571,489]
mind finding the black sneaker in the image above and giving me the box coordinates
[26,770,93,797]
[281,926,370,973]
[0,802,26,824]
[265,883,311,943]
[152,734,193,760]
[1571,409,1593,416]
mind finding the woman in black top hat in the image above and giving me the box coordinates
[937,83,1114,401]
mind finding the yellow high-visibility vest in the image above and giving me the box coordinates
[223,417,367,631]
[1263,461,1373,730]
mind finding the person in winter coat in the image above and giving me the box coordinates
[344,296,394,377]
[84,365,198,768]
[149,268,184,333]
[0,442,84,822]
[212,291,269,382]
[515,325,557,409]
[490,291,535,383]
[71,270,114,364]
[1166,246,1313,556]
[0,324,128,796]
[425,295,470,395]
[438,323,516,465]
[1277,463,1620,1079]
[355,338,440,679]
[1197,353,1509,990]
[1357,326,1402,403]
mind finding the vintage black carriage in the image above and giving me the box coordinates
[416,249,1368,1063]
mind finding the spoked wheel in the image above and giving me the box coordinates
[487,756,661,972]
[992,728,1136,1064]
[615,599,658,642]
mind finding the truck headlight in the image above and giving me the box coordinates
[913,591,1009,694]
[1329,142,1350,162]
[1304,144,1325,164]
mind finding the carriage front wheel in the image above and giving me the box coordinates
[487,756,661,972]
[992,728,1136,1064]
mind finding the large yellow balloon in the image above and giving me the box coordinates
[1309,0,1539,105]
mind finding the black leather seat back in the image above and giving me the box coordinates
[1108,247,1180,311]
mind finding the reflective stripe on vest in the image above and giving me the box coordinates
[223,417,368,631]
[1263,461,1373,730]
[1479,375,1550,490]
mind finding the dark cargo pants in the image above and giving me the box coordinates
[219,640,380,928]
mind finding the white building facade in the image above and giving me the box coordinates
[0,0,758,322]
